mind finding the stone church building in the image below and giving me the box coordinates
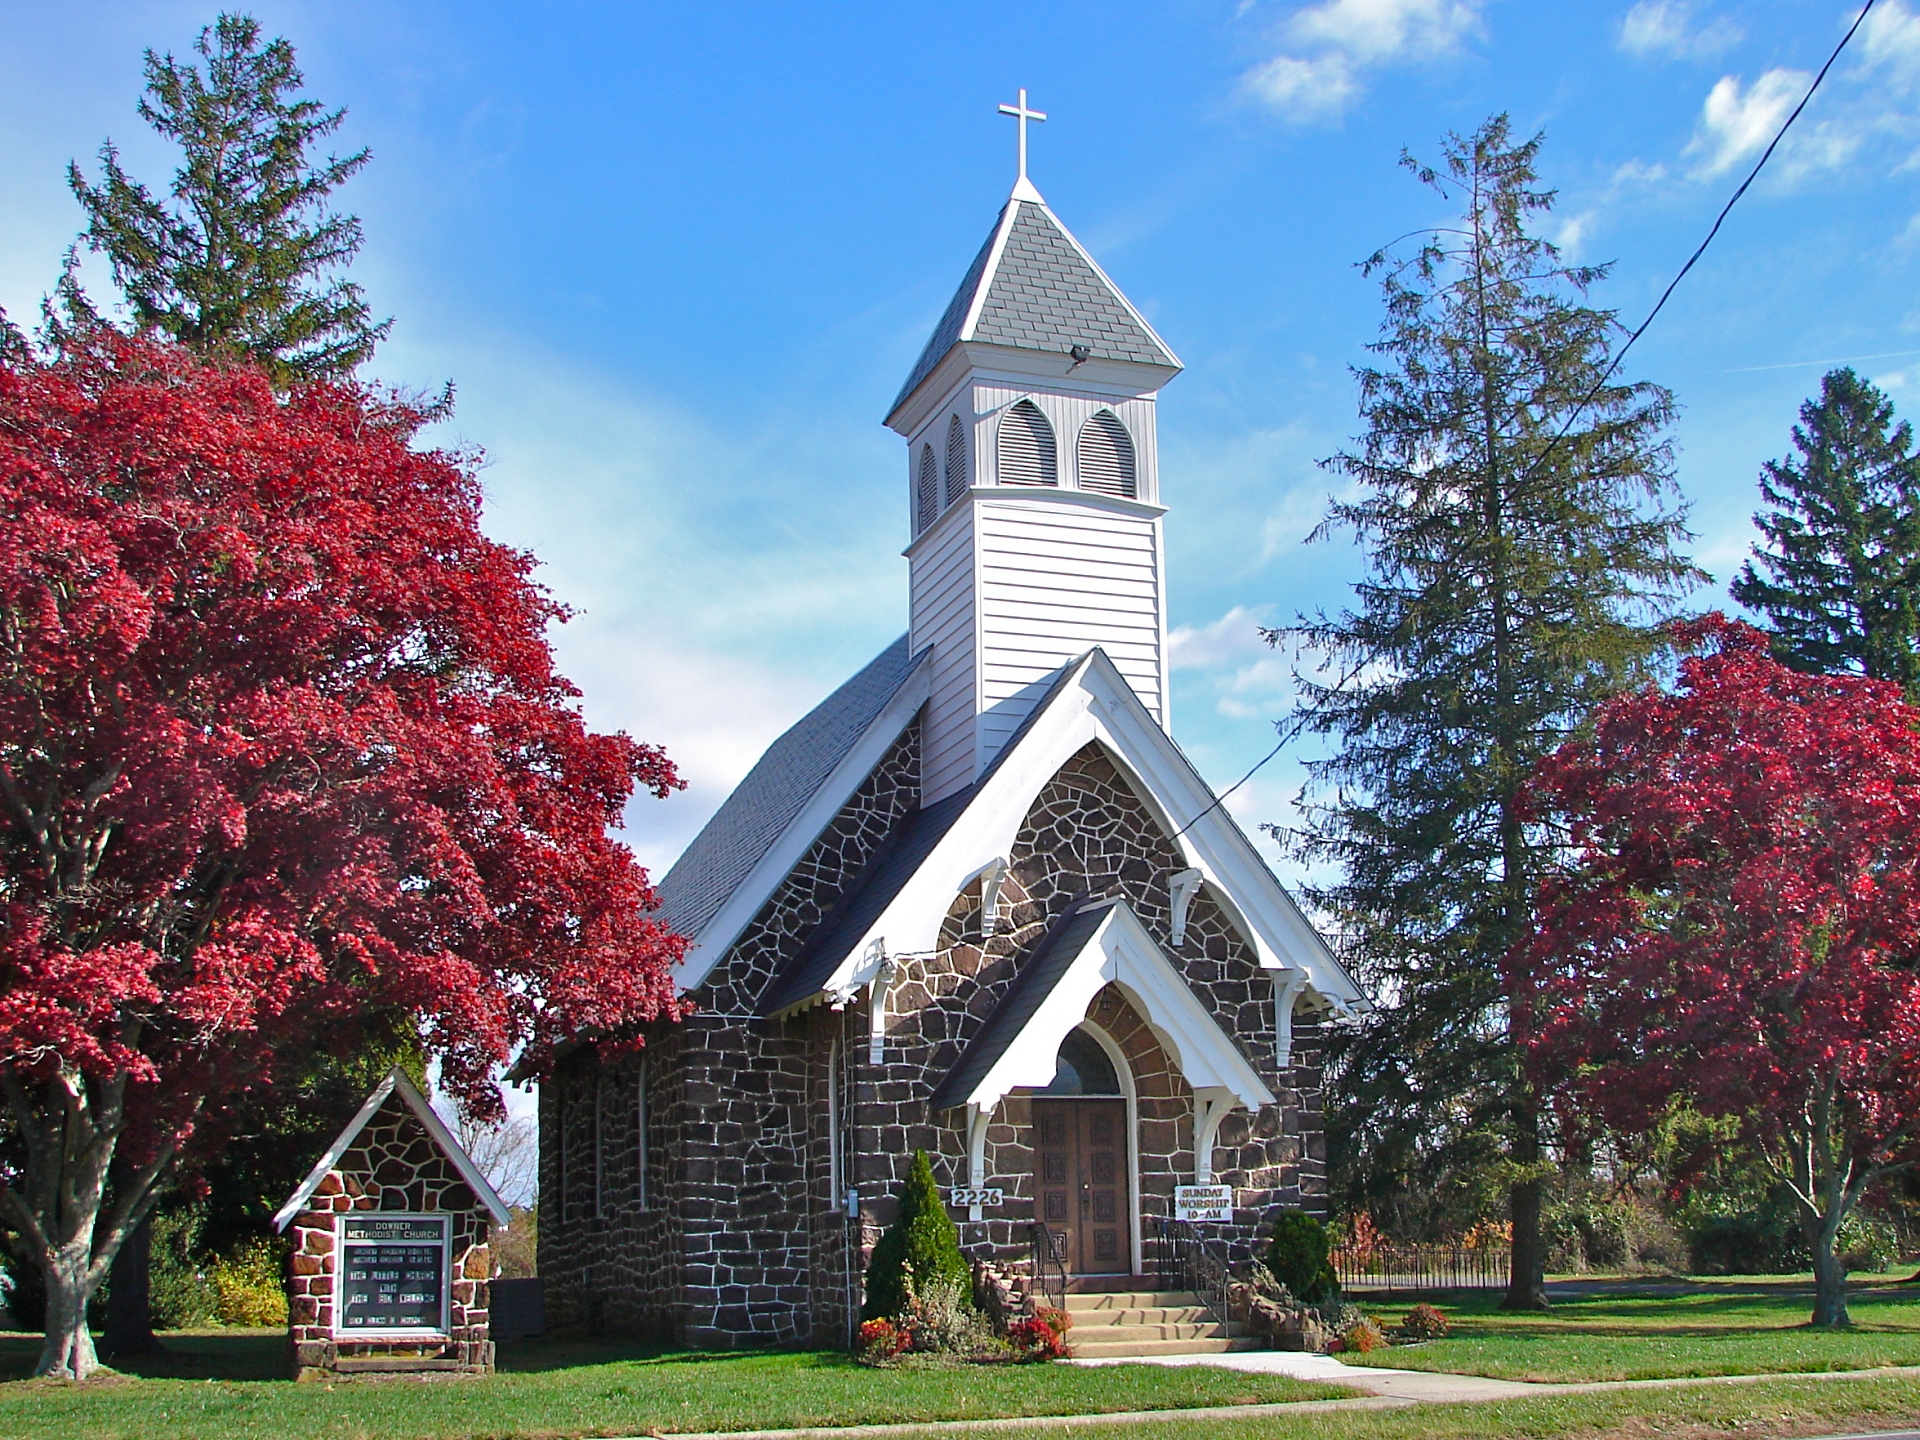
[539,139,1364,1348]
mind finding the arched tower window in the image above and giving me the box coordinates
[997,399,1058,487]
[1077,410,1137,498]
[944,414,969,504]
[916,443,939,533]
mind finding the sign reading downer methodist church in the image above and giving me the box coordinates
[337,1214,450,1335]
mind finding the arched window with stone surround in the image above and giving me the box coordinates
[916,444,939,532]
[944,414,969,504]
[997,399,1057,487]
[1077,410,1137,498]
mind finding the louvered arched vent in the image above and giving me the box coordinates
[944,414,969,503]
[997,400,1057,487]
[1078,410,1137,498]
[916,444,939,533]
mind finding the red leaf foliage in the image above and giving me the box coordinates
[0,333,685,1147]
[1515,614,1920,1180]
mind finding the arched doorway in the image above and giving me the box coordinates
[1031,1027,1130,1276]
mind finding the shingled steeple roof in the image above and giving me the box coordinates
[888,191,1180,421]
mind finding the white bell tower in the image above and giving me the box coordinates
[885,95,1183,805]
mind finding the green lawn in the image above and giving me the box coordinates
[0,1330,1350,1440]
[1024,1373,1920,1440]
[1348,1274,1920,1382]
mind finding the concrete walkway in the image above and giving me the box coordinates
[1074,1351,1920,1405]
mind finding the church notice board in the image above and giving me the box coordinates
[335,1214,450,1337]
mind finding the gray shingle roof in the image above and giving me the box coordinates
[890,199,1178,417]
[760,655,1084,1016]
[655,636,924,943]
[928,898,1101,1111]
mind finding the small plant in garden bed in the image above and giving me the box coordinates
[1400,1303,1450,1341]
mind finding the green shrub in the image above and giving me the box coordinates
[1266,1209,1338,1304]
[1837,1212,1899,1274]
[209,1237,288,1326]
[150,1206,221,1330]
[862,1150,968,1321]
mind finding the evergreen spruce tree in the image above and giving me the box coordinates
[1731,367,1920,698]
[861,1150,969,1321]
[1278,116,1698,1309]
[66,12,389,383]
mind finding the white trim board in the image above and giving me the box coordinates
[802,648,1364,1014]
[673,651,933,993]
[272,1067,510,1233]
[955,897,1274,1115]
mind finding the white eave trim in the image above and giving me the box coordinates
[673,651,934,994]
[272,1067,510,1232]
[959,897,1274,1114]
[807,650,1366,1014]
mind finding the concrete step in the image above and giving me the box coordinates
[1065,1290,1200,1312]
[1067,1321,1233,1342]
[1067,1305,1215,1328]
[1068,1334,1265,1359]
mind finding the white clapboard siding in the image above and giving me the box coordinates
[976,495,1164,761]
[909,502,979,804]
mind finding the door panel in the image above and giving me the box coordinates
[1032,1100,1129,1275]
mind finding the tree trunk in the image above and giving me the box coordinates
[102,1214,163,1360]
[1808,1216,1852,1328]
[1501,1095,1550,1311]
[36,1239,102,1379]
[1502,1173,1550,1310]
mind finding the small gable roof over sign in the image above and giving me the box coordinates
[272,1067,510,1232]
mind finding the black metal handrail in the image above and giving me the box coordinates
[1150,1216,1232,1332]
[1026,1223,1067,1315]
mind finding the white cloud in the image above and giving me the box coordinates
[1244,0,1484,122]
[1244,53,1360,121]
[1549,208,1596,257]
[1687,68,1810,177]
[1619,2,1742,61]
[1862,0,1920,83]
[1171,604,1275,671]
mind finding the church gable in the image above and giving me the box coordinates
[698,718,921,1014]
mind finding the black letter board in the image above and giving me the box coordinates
[337,1215,449,1335]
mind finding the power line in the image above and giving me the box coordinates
[1201,1,1877,820]
[1537,0,1878,467]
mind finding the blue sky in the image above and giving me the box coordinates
[5,0,1920,890]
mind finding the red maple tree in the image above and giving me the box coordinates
[1516,615,1920,1326]
[0,332,684,1376]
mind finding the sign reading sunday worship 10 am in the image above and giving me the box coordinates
[1174,1184,1234,1222]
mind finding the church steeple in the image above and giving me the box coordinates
[888,100,1182,805]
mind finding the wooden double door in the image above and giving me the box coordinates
[1033,1100,1129,1275]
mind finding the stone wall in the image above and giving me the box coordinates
[540,722,921,1347]
[285,1094,494,1377]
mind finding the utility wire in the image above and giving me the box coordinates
[1533,0,1877,472]
[1184,1,1876,833]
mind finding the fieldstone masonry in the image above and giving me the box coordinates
[539,722,1329,1347]
[284,1091,495,1377]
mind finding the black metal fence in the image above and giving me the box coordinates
[1330,1245,1510,1294]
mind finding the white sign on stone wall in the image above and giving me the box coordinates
[949,1187,1005,1209]
[1174,1184,1233,1222]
